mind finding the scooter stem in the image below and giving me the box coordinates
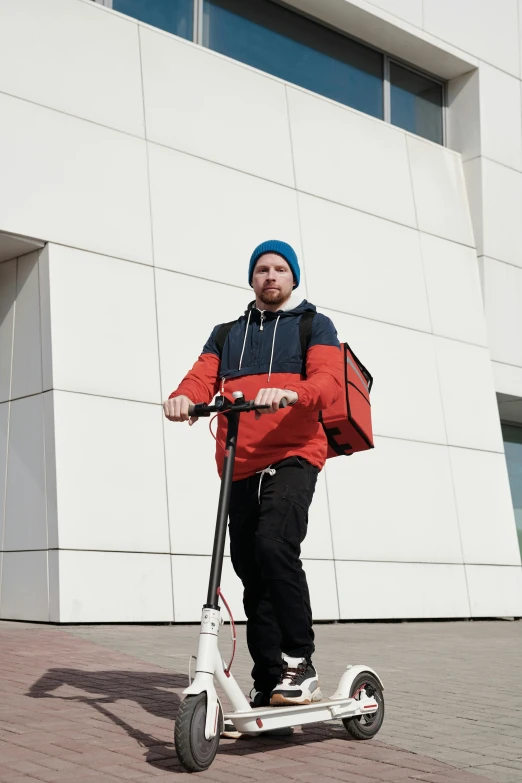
[206,408,239,608]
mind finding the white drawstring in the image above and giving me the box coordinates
[256,465,276,502]
[239,309,280,382]
[238,308,252,372]
[267,315,280,383]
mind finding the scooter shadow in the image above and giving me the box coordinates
[27,668,356,774]
[27,667,187,773]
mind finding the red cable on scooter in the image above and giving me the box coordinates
[216,587,236,676]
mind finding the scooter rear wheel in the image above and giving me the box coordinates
[175,693,221,772]
[342,672,384,740]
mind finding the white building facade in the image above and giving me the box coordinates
[1,0,522,623]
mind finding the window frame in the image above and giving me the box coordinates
[93,0,446,145]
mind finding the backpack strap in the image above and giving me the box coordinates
[214,320,237,356]
[299,311,315,377]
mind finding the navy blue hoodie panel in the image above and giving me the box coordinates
[201,300,339,380]
[221,314,302,379]
[201,324,222,359]
[309,312,341,350]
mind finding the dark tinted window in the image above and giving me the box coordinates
[112,0,193,40]
[203,0,383,119]
[390,61,443,144]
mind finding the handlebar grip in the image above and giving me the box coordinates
[279,397,288,408]
[188,403,210,417]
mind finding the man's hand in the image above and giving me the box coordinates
[163,395,198,426]
[254,388,298,417]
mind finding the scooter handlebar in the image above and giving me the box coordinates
[188,397,288,417]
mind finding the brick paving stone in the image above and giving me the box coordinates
[2,621,519,783]
[0,777,44,783]
[409,775,501,783]
[470,770,522,783]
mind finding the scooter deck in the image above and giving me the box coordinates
[223,695,378,734]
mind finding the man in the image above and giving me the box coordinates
[163,240,342,708]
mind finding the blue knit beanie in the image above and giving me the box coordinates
[248,240,300,288]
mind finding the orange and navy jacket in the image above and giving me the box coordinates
[169,299,343,481]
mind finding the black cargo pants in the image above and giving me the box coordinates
[228,456,319,695]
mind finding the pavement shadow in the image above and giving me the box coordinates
[27,667,186,772]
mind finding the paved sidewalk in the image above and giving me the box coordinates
[0,619,520,783]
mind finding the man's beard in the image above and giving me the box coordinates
[258,288,287,306]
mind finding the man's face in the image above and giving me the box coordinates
[252,253,294,307]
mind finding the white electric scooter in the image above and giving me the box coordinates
[174,393,385,773]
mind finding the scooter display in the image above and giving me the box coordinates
[174,392,384,773]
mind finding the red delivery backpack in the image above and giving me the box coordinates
[214,311,374,459]
[299,311,374,458]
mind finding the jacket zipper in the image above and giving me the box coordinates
[259,311,265,331]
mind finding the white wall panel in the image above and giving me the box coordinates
[163,413,222,556]
[170,555,336,622]
[462,157,483,255]
[518,0,522,76]
[336,561,470,619]
[0,93,152,264]
[482,257,522,366]
[43,393,58,551]
[157,272,251,555]
[38,247,53,392]
[435,337,505,453]
[0,403,8,551]
[53,391,169,553]
[366,0,422,26]
[56,550,173,623]
[420,233,487,346]
[172,555,245,622]
[301,470,334,560]
[479,64,522,171]
[305,560,339,621]
[0,551,49,621]
[287,88,416,228]
[4,395,47,551]
[155,270,248,404]
[449,448,521,566]
[321,310,447,445]
[481,159,522,268]
[466,565,522,617]
[0,260,16,403]
[11,252,42,400]
[446,70,480,161]
[407,136,475,246]
[48,549,59,623]
[423,0,520,76]
[327,437,462,563]
[0,0,144,137]
[493,360,522,398]
[148,144,303,287]
[140,28,294,186]
[47,245,161,403]
[299,193,431,332]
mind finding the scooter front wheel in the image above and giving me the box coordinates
[342,672,384,740]
[174,693,221,772]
